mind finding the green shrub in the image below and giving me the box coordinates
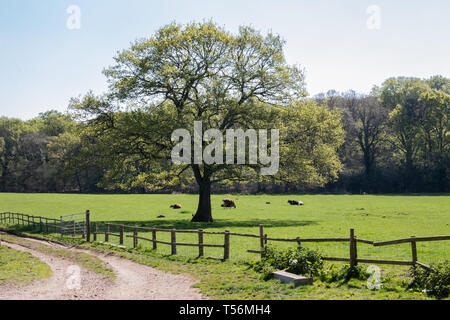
[319,264,370,284]
[251,245,324,279]
[409,262,450,299]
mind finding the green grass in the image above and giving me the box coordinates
[2,232,439,300]
[0,243,52,285]
[0,193,448,263]
[0,192,449,300]
[0,234,115,280]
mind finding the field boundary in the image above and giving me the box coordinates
[1,211,449,270]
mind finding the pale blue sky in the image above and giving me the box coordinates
[1,0,449,119]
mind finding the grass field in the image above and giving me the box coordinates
[1,192,449,300]
[1,193,449,264]
[0,245,52,285]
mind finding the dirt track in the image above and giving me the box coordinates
[0,236,206,300]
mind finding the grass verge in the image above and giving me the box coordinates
[0,233,115,280]
[0,243,52,285]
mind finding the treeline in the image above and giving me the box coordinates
[0,111,103,193]
[322,75,449,193]
[0,75,448,194]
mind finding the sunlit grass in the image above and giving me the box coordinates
[1,193,448,262]
[0,245,52,285]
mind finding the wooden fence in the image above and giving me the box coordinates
[1,212,449,270]
[93,223,230,260]
[0,211,90,240]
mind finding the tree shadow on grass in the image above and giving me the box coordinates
[99,219,318,231]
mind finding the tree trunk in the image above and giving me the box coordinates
[191,179,214,223]
[0,163,7,192]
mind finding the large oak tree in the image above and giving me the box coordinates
[71,22,344,222]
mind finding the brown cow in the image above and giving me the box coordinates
[221,199,236,209]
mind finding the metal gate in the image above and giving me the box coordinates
[60,211,90,239]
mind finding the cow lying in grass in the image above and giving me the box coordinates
[222,199,237,209]
[288,200,304,206]
[170,204,182,209]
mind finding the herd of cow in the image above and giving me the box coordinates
[169,199,304,211]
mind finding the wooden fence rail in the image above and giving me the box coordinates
[1,212,449,268]
[102,223,229,260]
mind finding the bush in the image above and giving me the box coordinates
[319,264,370,284]
[409,262,450,299]
[251,245,324,280]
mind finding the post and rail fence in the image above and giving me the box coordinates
[0,211,90,241]
[0,211,449,269]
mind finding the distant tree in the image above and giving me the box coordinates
[379,77,430,191]
[344,94,389,191]
[418,89,450,191]
[426,75,450,94]
[0,118,25,191]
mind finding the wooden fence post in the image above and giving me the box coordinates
[85,210,91,242]
[60,216,63,238]
[119,225,124,245]
[171,229,177,255]
[198,230,204,257]
[133,228,138,248]
[411,236,417,264]
[105,224,110,242]
[350,229,358,267]
[152,228,157,250]
[93,223,98,241]
[224,230,230,261]
[259,225,265,258]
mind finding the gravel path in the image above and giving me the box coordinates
[0,237,206,300]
